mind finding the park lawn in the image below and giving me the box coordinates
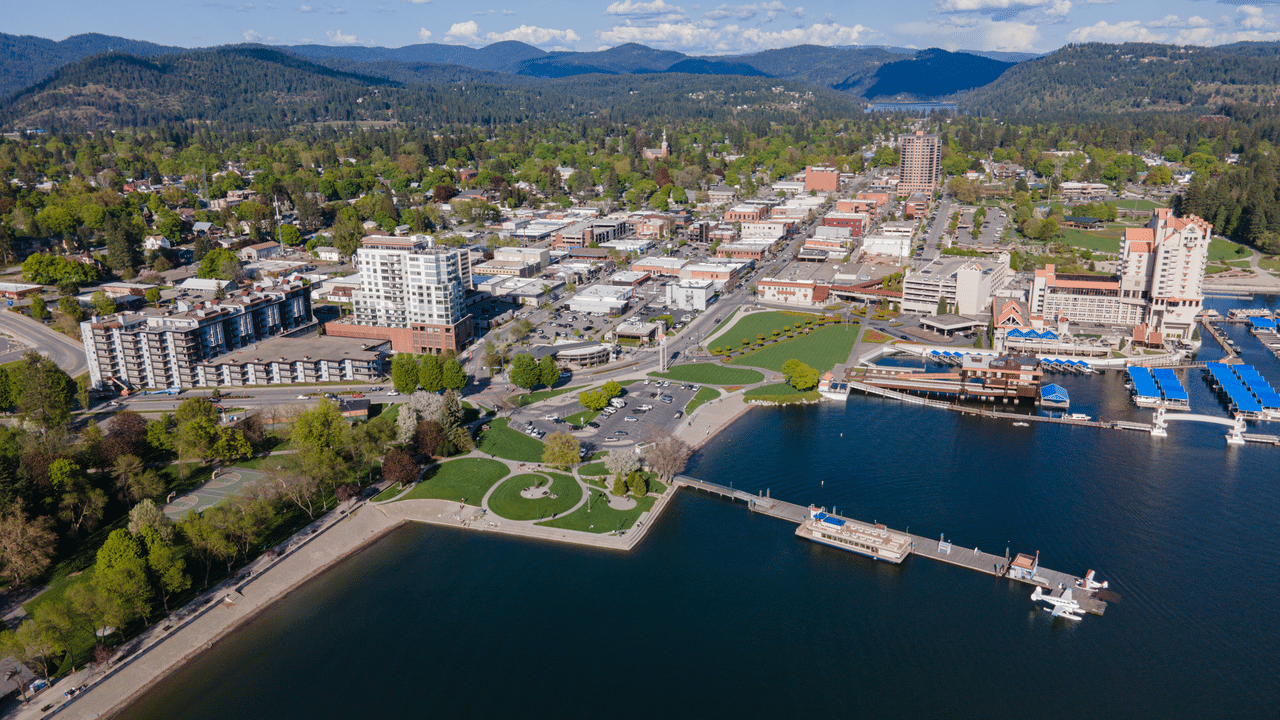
[1225,259,1252,268]
[1260,255,1280,272]
[398,457,509,504]
[579,460,609,476]
[536,490,655,534]
[685,387,721,413]
[862,329,892,343]
[476,417,547,462]
[563,409,598,427]
[1209,239,1252,263]
[513,383,584,406]
[727,324,860,372]
[487,472,582,521]
[649,363,764,385]
[744,383,821,404]
[373,484,407,502]
[717,310,824,348]
[1058,228,1120,253]
[1112,198,1166,210]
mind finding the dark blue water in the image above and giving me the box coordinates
[119,299,1280,720]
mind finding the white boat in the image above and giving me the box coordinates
[1012,421,1030,427]
[1067,413,1091,421]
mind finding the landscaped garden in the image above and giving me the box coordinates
[536,489,656,534]
[1208,238,1253,263]
[743,383,820,404]
[714,310,822,347]
[476,417,547,462]
[396,458,510,504]
[862,329,892,344]
[513,383,583,406]
[727,324,860,372]
[487,472,582,521]
[648,363,764,385]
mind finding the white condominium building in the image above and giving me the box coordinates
[1119,208,1211,339]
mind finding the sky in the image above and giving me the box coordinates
[9,0,1280,55]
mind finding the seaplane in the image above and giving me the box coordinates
[1074,569,1108,591]
[1031,587,1084,620]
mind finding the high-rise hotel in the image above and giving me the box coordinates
[897,130,941,196]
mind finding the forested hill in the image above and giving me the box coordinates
[0,32,184,97]
[0,47,864,130]
[852,48,1015,99]
[960,41,1280,116]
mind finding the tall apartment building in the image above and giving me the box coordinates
[1029,209,1211,339]
[327,235,474,354]
[897,130,941,196]
[81,282,313,390]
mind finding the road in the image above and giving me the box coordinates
[108,383,400,415]
[0,308,89,377]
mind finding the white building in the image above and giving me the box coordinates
[143,235,170,251]
[314,246,343,262]
[903,255,1010,315]
[1119,208,1212,338]
[567,284,632,315]
[666,278,717,311]
[862,234,912,258]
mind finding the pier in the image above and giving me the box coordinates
[672,476,1109,616]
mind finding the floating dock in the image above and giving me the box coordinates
[673,477,1109,616]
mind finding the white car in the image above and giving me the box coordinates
[297,395,308,399]
[387,390,400,396]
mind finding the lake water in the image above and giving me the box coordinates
[118,297,1280,720]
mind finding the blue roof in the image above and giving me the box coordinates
[1250,317,1276,329]
[815,512,845,528]
[1127,366,1162,400]
[1153,368,1189,402]
[1040,383,1070,403]
[1209,363,1264,413]
[1232,364,1280,409]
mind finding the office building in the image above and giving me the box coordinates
[898,131,941,196]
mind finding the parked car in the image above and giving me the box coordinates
[587,422,600,429]
[623,416,638,422]
[605,436,619,442]
[387,390,400,396]
[297,394,308,399]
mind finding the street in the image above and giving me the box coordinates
[0,308,89,377]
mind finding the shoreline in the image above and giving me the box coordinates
[18,388,760,720]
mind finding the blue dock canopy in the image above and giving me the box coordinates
[1040,383,1070,404]
[1208,363,1264,413]
[1152,368,1189,402]
[1232,365,1280,410]
[1127,366,1162,401]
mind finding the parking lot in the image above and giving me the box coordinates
[514,379,701,457]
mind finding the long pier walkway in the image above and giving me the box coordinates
[673,476,1109,616]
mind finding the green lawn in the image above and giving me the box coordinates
[476,417,547,462]
[1261,255,1280,272]
[397,457,510,504]
[487,472,582,521]
[513,384,584,406]
[1208,239,1253,263]
[743,383,820,404]
[1112,198,1166,210]
[649,363,764,385]
[373,484,406,502]
[685,387,721,414]
[563,409,599,427]
[727,324,860,372]
[716,310,824,348]
[536,490,655,534]
[1058,228,1120,253]
[579,460,609,476]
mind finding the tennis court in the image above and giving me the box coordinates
[163,467,268,520]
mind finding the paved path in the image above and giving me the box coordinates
[0,310,87,377]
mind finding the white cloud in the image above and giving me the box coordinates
[486,25,582,45]
[703,2,803,22]
[299,4,314,10]
[407,0,430,3]
[418,27,432,41]
[896,16,1042,51]
[328,4,346,13]
[1067,7,1280,45]
[1240,5,1271,30]
[933,0,1072,22]
[597,20,872,52]
[445,20,482,41]
[606,0,688,21]
[1148,15,1213,28]
[326,29,362,44]
[244,29,263,41]
[1065,19,1163,42]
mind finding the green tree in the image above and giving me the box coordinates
[91,291,116,317]
[937,295,949,316]
[0,500,58,587]
[140,525,190,613]
[196,248,242,280]
[147,414,177,454]
[291,401,350,503]
[212,427,251,463]
[442,358,468,391]
[781,359,820,391]
[179,511,235,587]
[58,296,84,322]
[279,224,302,246]
[391,353,419,394]
[541,431,580,468]
[601,380,623,399]
[628,471,648,497]
[28,296,49,321]
[145,287,161,306]
[14,352,73,442]
[578,389,610,412]
[417,354,443,393]
[538,356,559,389]
[508,353,540,390]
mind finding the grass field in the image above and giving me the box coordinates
[1261,256,1280,272]
[579,460,609,476]
[397,458,510,504]
[685,386,721,413]
[743,383,821,404]
[716,310,824,348]
[513,383,583,406]
[476,417,547,462]
[536,490,655,534]
[487,472,582,521]
[1112,199,1166,210]
[727,324,860,372]
[562,409,598,427]
[1058,228,1121,253]
[649,363,764,385]
[373,484,406,502]
[1208,239,1253,263]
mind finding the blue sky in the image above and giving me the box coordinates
[10,1,1280,54]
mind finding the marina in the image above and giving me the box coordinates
[672,477,1110,616]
